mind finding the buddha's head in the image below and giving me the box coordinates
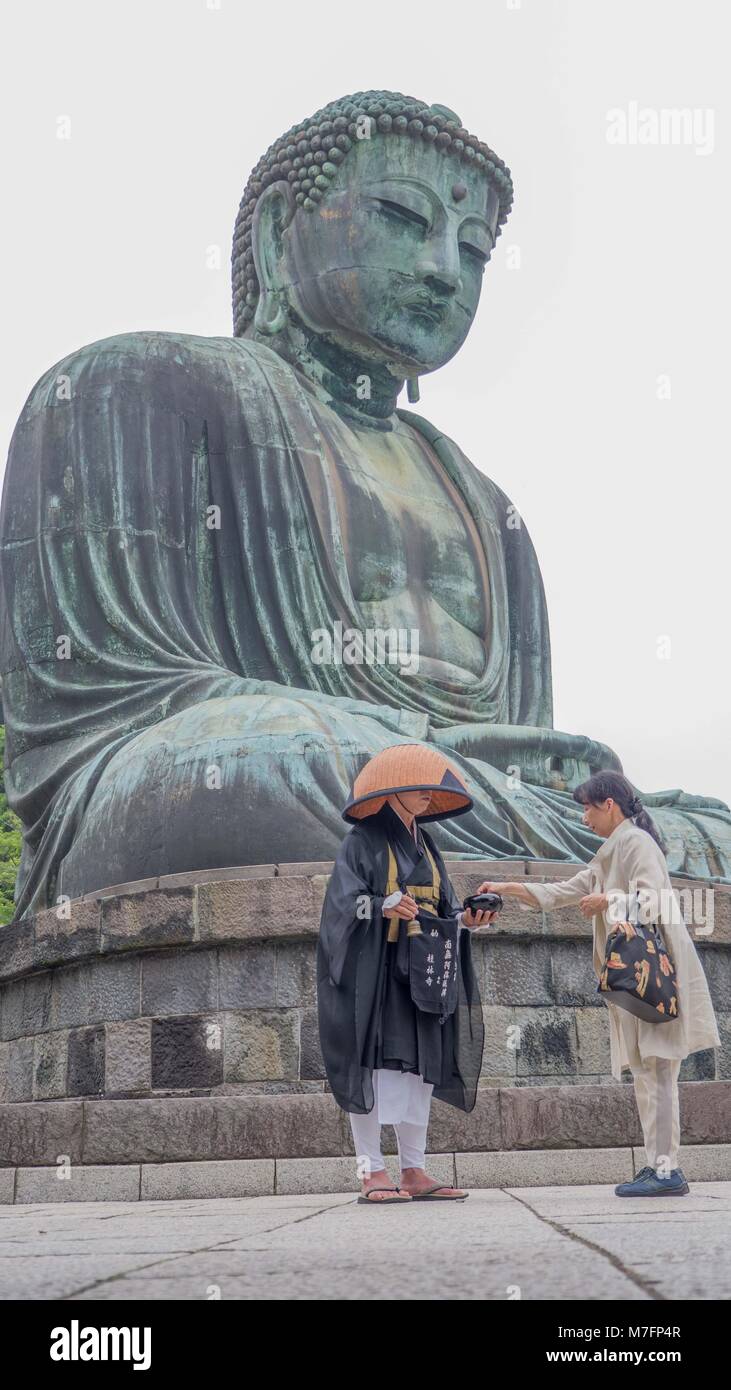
[232,91,513,387]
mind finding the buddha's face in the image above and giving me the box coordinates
[258,134,501,376]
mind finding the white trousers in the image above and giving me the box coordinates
[349,1069,434,1177]
[630,1055,682,1171]
[615,1008,682,1170]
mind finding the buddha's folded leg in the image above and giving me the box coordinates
[57,693,591,900]
[54,692,433,899]
[54,696,731,901]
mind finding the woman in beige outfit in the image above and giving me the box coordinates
[479,771,720,1197]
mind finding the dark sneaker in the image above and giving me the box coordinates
[615,1166,689,1197]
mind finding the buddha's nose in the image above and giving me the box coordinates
[416,240,462,295]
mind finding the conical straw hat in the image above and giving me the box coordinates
[342,743,472,823]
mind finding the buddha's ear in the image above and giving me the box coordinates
[251,180,296,309]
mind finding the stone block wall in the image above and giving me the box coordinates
[1,859,729,1107]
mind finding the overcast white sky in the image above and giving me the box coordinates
[2,0,729,805]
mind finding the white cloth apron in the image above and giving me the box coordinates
[373,1067,434,1125]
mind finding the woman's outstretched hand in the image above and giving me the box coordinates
[477,878,535,907]
[476,881,610,920]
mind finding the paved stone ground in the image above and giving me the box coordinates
[1,1182,729,1300]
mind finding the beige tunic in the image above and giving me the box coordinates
[520,818,721,1079]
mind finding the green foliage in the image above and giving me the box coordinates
[0,725,22,924]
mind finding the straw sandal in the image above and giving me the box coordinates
[405,1183,469,1201]
[357,1185,412,1205]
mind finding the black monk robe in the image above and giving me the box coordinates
[317,803,484,1115]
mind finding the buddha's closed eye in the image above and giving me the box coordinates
[459,241,490,266]
[375,198,429,232]
[374,198,490,267]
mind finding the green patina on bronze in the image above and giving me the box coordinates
[232,90,513,336]
[1,89,729,919]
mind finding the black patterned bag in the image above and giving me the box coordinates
[597,895,679,1025]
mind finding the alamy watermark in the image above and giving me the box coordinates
[311,620,419,675]
[606,101,714,156]
[606,882,715,938]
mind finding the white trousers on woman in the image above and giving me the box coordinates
[614,1008,682,1170]
[349,1069,434,1177]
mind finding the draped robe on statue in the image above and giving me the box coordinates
[1,330,730,919]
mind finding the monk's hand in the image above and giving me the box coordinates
[469,879,505,928]
[462,907,498,930]
[390,893,420,921]
[579,893,608,918]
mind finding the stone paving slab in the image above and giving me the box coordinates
[633,1144,730,1180]
[1,1184,728,1300]
[141,1159,275,1201]
[456,1147,635,1187]
[2,1144,729,1203]
[14,1165,140,1204]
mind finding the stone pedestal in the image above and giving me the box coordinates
[1,861,729,1201]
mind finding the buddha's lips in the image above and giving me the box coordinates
[399,293,451,323]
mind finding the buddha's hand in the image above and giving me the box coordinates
[579,893,609,918]
[428,723,622,791]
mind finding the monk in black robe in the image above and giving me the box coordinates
[317,743,497,1203]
